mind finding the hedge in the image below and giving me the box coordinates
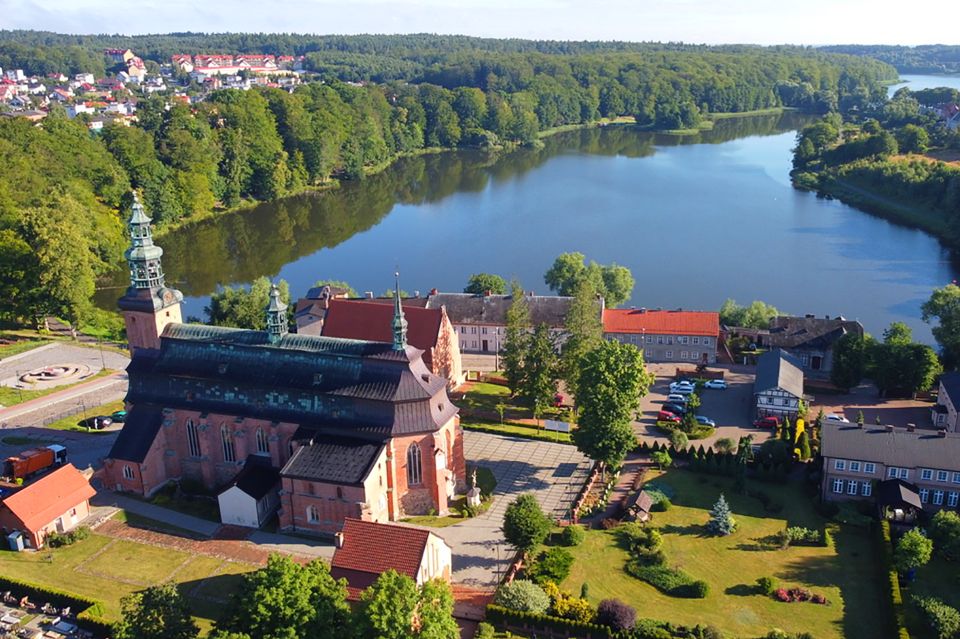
[0,575,112,635]
[486,603,613,639]
[878,520,911,639]
[626,564,708,598]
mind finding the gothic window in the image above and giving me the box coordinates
[336,486,344,500]
[256,427,269,455]
[307,505,319,523]
[186,420,201,457]
[407,444,423,486]
[122,465,135,480]
[221,425,236,463]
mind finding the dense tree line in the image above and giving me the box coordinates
[822,45,960,74]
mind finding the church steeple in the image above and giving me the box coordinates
[125,192,166,291]
[266,284,288,345]
[392,272,408,351]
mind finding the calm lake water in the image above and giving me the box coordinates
[98,106,960,343]
[889,73,960,96]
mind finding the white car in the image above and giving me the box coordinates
[666,393,689,404]
[825,413,850,423]
[703,379,727,390]
[669,381,695,393]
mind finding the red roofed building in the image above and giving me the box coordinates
[331,518,452,600]
[319,298,463,389]
[0,464,96,550]
[603,308,719,364]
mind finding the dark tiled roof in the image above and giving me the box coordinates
[939,372,960,405]
[331,518,432,582]
[425,293,573,327]
[106,404,164,463]
[229,456,280,500]
[766,316,863,350]
[876,479,922,510]
[754,349,804,398]
[280,436,383,484]
[821,422,960,471]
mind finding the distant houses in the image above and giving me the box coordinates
[603,308,720,364]
[727,314,863,376]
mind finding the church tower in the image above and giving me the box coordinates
[118,193,183,355]
[265,284,288,344]
[392,272,408,350]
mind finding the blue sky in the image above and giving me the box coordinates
[1,0,956,45]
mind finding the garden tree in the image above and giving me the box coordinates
[912,596,960,639]
[415,579,461,639]
[679,392,702,436]
[831,332,873,391]
[516,323,560,415]
[114,582,198,639]
[206,277,291,330]
[651,450,672,470]
[572,340,653,475]
[208,633,252,639]
[501,280,531,395]
[884,321,913,345]
[856,410,865,427]
[218,554,351,639]
[922,284,960,368]
[707,494,737,536]
[313,279,358,298]
[464,273,507,295]
[492,580,550,614]
[929,510,960,561]
[560,279,604,404]
[502,494,551,558]
[543,252,634,307]
[779,416,792,442]
[355,570,420,639]
[669,429,689,451]
[714,437,736,455]
[894,528,933,574]
[718,299,779,329]
[796,430,812,460]
[596,599,637,632]
[871,325,942,397]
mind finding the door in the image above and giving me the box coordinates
[482,339,489,352]
[811,356,822,370]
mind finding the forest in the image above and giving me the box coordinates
[0,32,897,330]
[822,45,960,74]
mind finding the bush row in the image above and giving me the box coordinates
[878,520,912,639]
[0,575,111,636]
[626,564,709,598]
[486,603,614,639]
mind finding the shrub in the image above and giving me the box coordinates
[596,599,636,632]
[913,596,960,639]
[494,580,550,614]
[929,510,960,561]
[468,465,498,499]
[542,582,595,623]
[776,526,822,548]
[561,524,586,547]
[47,526,91,548]
[526,547,574,585]
[895,528,933,573]
[580,582,590,599]
[651,497,672,512]
[756,576,776,596]
[626,564,705,598]
[475,622,495,639]
[503,494,551,556]
[683,581,709,598]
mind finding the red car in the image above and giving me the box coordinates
[658,410,681,423]
[753,416,781,429]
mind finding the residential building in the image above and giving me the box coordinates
[932,372,960,431]
[758,315,863,376]
[103,196,465,535]
[603,308,719,364]
[820,421,960,517]
[753,348,804,419]
[331,518,452,600]
[0,464,96,550]
[105,48,135,65]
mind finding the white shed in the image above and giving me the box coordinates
[217,459,280,528]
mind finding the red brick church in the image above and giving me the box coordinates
[103,196,465,534]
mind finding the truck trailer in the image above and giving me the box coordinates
[2,445,67,480]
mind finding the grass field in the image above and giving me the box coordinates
[44,400,126,433]
[562,469,884,639]
[0,529,256,628]
[462,420,573,444]
[0,336,51,359]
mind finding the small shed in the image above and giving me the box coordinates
[626,490,654,522]
[217,457,280,528]
[876,478,922,523]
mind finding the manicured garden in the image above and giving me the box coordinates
[459,380,574,443]
[560,469,884,639]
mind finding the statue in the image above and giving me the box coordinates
[466,467,482,508]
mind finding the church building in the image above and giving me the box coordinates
[103,196,465,534]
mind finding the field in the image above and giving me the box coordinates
[562,469,885,639]
[904,555,960,639]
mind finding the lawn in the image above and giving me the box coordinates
[462,419,573,444]
[562,469,884,639]
[458,381,565,422]
[0,368,115,408]
[44,400,126,432]
[903,553,960,638]
[0,335,51,359]
[0,530,255,627]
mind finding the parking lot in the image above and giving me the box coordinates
[635,363,774,447]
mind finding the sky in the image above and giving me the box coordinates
[1,0,958,45]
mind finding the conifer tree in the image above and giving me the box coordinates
[501,280,531,394]
[797,431,812,461]
[707,494,737,536]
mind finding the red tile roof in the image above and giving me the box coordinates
[1,464,95,531]
[321,299,442,361]
[330,519,432,598]
[603,309,720,337]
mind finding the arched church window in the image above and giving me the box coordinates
[256,427,269,455]
[407,444,422,486]
[186,420,201,457]
[307,505,319,523]
[221,425,236,463]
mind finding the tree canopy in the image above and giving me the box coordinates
[464,273,507,295]
[543,252,634,308]
[114,582,198,639]
[502,493,552,557]
[205,276,291,330]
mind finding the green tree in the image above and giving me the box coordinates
[493,580,550,614]
[796,431,812,460]
[572,340,652,474]
[652,450,673,470]
[543,252,634,307]
[895,528,933,574]
[501,280,531,394]
[669,429,688,451]
[502,494,551,558]
[416,579,460,639]
[714,437,735,455]
[206,277,291,330]
[912,596,960,639]
[884,321,913,345]
[896,124,930,154]
[831,332,873,391]
[929,510,960,561]
[114,582,198,639]
[922,284,960,367]
[560,278,604,405]
[517,323,560,415]
[707,494,737,536]
[355,569,420,639]
[719,299,779,328]
[464,273,507,295]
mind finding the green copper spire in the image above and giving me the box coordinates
[266,283,288,344]
[392,271,407,351]
[125,192,165,290]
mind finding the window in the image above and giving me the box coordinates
[864,463,876,474]
[471,341,477,349]
[899,468,909,480]
[920,489,930,503]
[949,492,959,508]
[336,486,344,500]
[847,480,858,495]
[703,337,711,345]
[934,490,944,505]
[481,327,487,334]
[122,465,135,480]
[861,481,872,497]
[186,419,201,457]
[938,470,949,483]
[693,337,700,345]
[679,336,689,345]
[954,472,960,484]
[460,327,466,334]
[849,461,861,472]
[691,352,699,360]
[646,336,654,344]
[888,467,899,478]
[221,425,236,463]
[407,444,422,485]
[834,459,846,471]
[461,342,467,350]
[681,351,688,359]
[922,469,933,481]
[256,427,269,455]
[657,336,664,344]
[832,478,843,494]
[665,351,673,359]
[471,327,477,334]
[307,506,319,523]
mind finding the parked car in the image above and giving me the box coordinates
[824,413,849,423]
[666,393,689,404]
[695,415,716,427]
[703,379,727,390]
[661,402,687,415]
[657,410,681,423]
[753,416,780,429]
[81,415,113,430]
[110,410,127,423]
[669,381,695,393]
[671,386,695,396]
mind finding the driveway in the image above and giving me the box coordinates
[438,431,592,589]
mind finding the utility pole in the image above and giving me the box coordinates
[97,338,106,371]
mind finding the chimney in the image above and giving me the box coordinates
[885,425,894,433]
[364,291,374,299]
[334,531,344,548]
[906,423,916,432]
[939,429,948,438]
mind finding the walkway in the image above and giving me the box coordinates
[588,452,651,523]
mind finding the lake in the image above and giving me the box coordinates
[98,107,960,343]
[889,73,960,96]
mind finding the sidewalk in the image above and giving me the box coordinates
[588,452,650,523]
[91,491,220,537]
